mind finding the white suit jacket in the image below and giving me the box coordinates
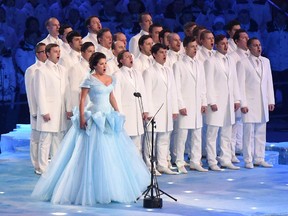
[133,53,154,74]
[113,66,148,136]
[227,38,237,54]
[25,60,44,129]
[173,55,207,129]
[128,30,148,58]
[59,49,81,69]
[143,62,178,132]
[40,34,63,46]
[204,51,241,127]
[165,49,182,68]
[34,60,72,132]
[68,58,90,109]
[96,44,113,61]
[196,46,215,63]
[107,56,120,75]
[237,55,275,123]
[82,32,98,48]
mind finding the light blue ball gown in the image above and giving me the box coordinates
[31,74,150,205]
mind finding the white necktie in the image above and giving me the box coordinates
[223,57,228,69]
[161,67,167,82]
[128,69,133,78]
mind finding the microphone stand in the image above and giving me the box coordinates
[134,93,177,208]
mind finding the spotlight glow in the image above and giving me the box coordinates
[184,190,193,193]
[194,198,199,201]
[206,208,214,211]
[51,213,67,216]
[146,209,154,212]
[234,197,242,200]
[270,144,275,147]
[260,182,265,184]
[77,211,82,213]
[167,182,174,185]
[0,192,5,194]
[251,207,258,210]
[227,178,234,182]
[125,205,132,208]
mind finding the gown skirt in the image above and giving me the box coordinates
[31,109,150,205]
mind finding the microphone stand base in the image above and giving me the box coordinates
[143,197,163,208]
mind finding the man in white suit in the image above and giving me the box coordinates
[82,16,102,48]
[204,35,241,171]
[226,20,241,54]
[128,12,153,58]
[143,43,178,175]
[25,42,47,175]
[96,28,114,61]
[34,43,72,174]
[69,42,95,109]
[106,40,125,75]
[197,30,215,63]
[229,29,250,162]
[173,37,208,173]
[40,17,63,47]
[59,31,82,69]
[133,35,154,74]
[237,37,275,169]
[165,33,182,68]
[114,50,148,156]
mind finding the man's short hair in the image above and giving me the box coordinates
[183,36,196,47]
[200,30,212,41]
[151,43,166,55]
[215,34,226,45]
[59,24,72,35]
[85,15,99,27]
[97,28,110,44]
[45,43,59,54]
[66,31,81,44]
[226,20,241,31]
[233,29,247,43]
[247,37,259,48]
[81,42,94,52]
[148,23,162,34]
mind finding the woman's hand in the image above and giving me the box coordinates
[80,117,87,130]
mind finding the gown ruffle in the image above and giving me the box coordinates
[31,75,150,205]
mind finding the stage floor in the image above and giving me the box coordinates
[0,146,288,216]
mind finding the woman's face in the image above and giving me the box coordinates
[95,58,107,75]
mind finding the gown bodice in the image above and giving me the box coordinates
[81,74,115,114]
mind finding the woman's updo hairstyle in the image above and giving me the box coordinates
[89,52,106,72]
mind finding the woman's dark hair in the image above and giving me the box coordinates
[89,52,106,71]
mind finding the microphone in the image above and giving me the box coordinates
[133,92,142,98]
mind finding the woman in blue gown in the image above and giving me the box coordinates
[31,52,150,205]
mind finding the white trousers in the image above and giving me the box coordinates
[206,125,232,166]
[145,131,171,169]
[38,131,65,173]
[176,128,202,167]
[243,123,266,164]
[30,129,40,171]
[231,119,243,156]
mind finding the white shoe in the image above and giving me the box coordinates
[254,161,273,168]
[209,165,222,171]
[177,166,188,174]
[158,167,178,175]
[245,162,254,169]
[221,163,240,170]
[190,164,208,172]
[231,156,240,163]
